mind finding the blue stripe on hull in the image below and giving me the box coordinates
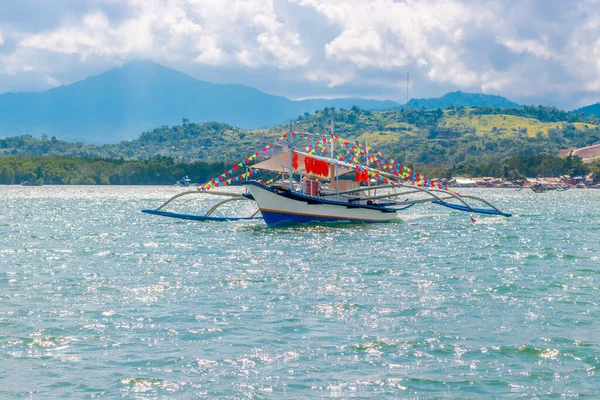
[260,210,382,227]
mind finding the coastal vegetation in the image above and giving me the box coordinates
[0,154,597,185]
[2,106,599,169]
[442,153,592,180]
[0,156,230,185]
[1,105,600,184]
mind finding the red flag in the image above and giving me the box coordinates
[305,156,328,177]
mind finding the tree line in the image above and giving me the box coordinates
[442,154,595,179]
[0,156,231,185]
[0,154,597,186]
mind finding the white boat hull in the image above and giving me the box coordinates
[246,183,398,226]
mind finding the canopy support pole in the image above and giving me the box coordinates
[288,124,294,191]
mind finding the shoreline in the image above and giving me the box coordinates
[5,183,600,189]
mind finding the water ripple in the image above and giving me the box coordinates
[1,186,599,398]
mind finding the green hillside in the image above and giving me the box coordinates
[2,106,600,170]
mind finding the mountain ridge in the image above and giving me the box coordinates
[405,91,521,109]
[0,61,399,143]
[574,102,600,117]
[5,60,596,144]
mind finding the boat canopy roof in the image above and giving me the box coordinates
[250,150,356,178]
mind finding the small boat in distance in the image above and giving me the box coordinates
[531,183,569,193]
[21,181,42,186]
[143,131,511,227]
[175,176,195,187]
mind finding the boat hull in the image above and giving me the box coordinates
[245,182,398,227]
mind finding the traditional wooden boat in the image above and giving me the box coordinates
[21,181,42,186]
[175,176,192,186]
[530,183,570,193]
[142,132,511,226]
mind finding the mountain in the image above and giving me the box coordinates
[406,91,520,109]
[574,102,600,117]
[0,61,399,143]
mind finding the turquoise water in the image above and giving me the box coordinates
[1,186,599,398]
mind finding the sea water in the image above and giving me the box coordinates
[1,186,599,398]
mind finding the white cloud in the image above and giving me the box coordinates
[45,75,61,87]
[292,0,600,106]
[296,0,483,87]
[1,0,600,108]
[20,12,116,57]
[14,0,309,68]
[496,37,552,60]
[305,68,357,88]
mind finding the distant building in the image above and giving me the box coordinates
[585,173,596,186]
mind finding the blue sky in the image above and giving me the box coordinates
[1,0,599,109]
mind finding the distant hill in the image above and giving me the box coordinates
[406,91,520,109]
[574,102,600,117]
[0,61,398,143]
[3,106,600,169]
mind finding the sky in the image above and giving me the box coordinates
[1,0,600,109]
